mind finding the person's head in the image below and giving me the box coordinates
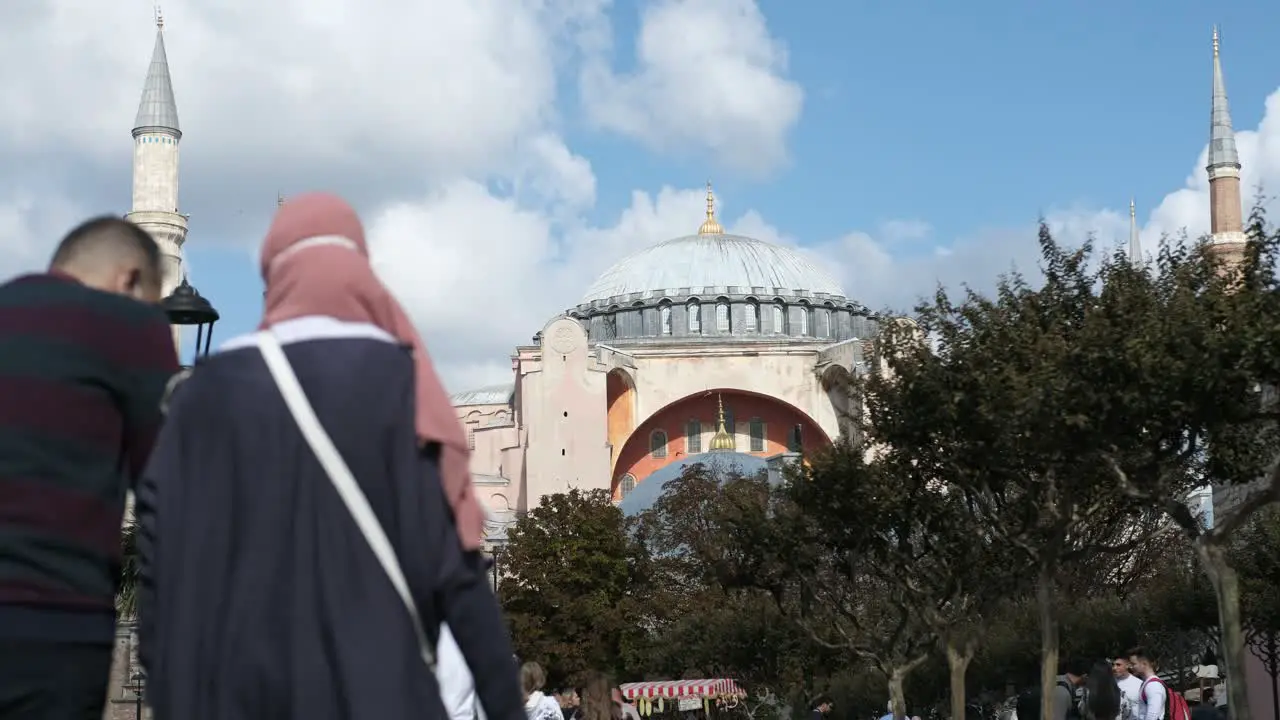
[582,672,621,720]
[1085,660,1122,720]
[1127,647,1156,680]
[558,689,580,709]
[50,216,163,302]
[521,661,547,699]
[1061,658,1091,686]
[813,695,832,714]
[1112,656,1134,679]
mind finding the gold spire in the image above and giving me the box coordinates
[709,394,736,451]
[1213,25,1219,58]
[698,181,724,236]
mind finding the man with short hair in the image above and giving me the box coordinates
[1128,647,1166,720]
[1114,655,1144,720]
[812,696,833,720]
[0,217,180,719]
[1055,659,1090,720]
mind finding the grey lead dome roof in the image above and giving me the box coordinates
[579,232,846,305]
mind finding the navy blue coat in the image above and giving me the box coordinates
[135,318,523,720]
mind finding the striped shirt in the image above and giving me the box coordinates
[0,272,179,643]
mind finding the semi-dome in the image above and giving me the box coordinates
[579,185,845,306]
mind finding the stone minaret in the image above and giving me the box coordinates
[124,10,186,299]
[1129,198,1142,263]
[1206,26,1246,268]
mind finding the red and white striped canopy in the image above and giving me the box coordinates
[621,679,746,700]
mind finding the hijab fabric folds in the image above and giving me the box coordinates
[259,192,485,550]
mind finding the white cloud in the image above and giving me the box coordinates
[4,0,1280,396]
[579,0,803,176]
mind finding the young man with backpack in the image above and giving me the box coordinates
[1014,659,1089,720]
[1127,647,1192,720]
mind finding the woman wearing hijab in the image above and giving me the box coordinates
[134,192,522,720]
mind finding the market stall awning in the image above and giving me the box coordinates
[620,679,746,701]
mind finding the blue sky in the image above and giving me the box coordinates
[3,0,1279,387]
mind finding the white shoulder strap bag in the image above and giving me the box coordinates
[256,330,436,671]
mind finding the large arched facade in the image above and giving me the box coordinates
[611,389,831,500]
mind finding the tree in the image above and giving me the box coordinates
[1082,209,1280,720]
[866,225,1152,720]
[791,435,1024,720]
[500,489,647,685]
[118,521,139,617]
[635,463,827,694]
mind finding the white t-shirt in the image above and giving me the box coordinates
[1138,678,1167,720]
[1117,675,1143,720]
[436,625,478,720]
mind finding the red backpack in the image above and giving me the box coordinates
[1141,677,1191,720]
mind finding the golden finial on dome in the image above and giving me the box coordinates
[698,181,724,236]
[1213,25,1219,58]
[709,393,736,451]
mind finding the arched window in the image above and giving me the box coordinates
[715,299,731,333]
[620,474,637,498]
[819,305,833,338]
[650,429,668,458]
[749,418,765,452]
[745,300,760,333]
[659,302,672,336]
[603,314,617,340]
[686,419,702,453]
[687,300,701,334]
[772,301,787,334]
[798,303,812,336]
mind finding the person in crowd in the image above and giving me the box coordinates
[610,688,641,720]
[1083,660,1123,720]
[555,688,581,720]
[1056,659,1090,720]
[134,192,521,720]
[1127,647,1166,720]
[1113,655,1143,720]
[581,674,621,720]
[0,217,179,719]
[1191,689,1220,720]
[811,696,833,720]
[521,662,562,720]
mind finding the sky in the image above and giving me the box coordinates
[2,0,1280,392]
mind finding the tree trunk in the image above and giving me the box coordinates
[947,641,974,720]
[889,669,908,720]
[1198,538,1252,720]
[1038,563,1060,720]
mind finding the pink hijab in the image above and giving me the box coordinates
[260,192,486,551]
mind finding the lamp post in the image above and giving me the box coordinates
[128,670,146,720]
[162,277,220,366]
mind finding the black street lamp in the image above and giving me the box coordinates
[162,276,220,365]
[128,670,146,720]
[489,543,505,594]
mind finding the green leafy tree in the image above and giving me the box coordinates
[791,435,1025,720]
[500,488,647,686]
[864,225,1151,720]
[1076,208,1280,720]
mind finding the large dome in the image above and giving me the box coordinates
[580,232,845,306]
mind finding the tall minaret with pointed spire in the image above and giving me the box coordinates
[1206,26,1246,267]
[1129,199,1142,263]
[125,8,187,299]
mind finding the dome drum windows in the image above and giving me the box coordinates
[687,300,701,334]
[659,301,673,336]
[745,300,760,333]
[715,298,731,334]
[771,300,788,334]
[749,418,765,452]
